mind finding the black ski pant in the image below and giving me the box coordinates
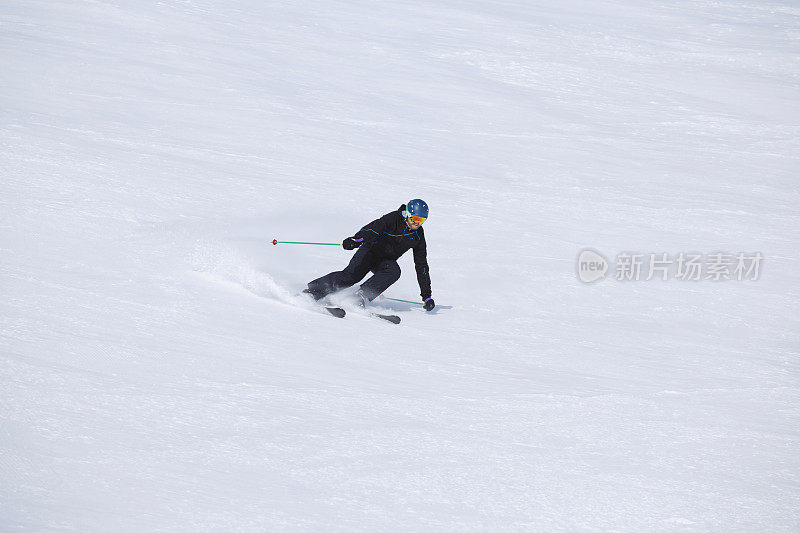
[307,246,401,302]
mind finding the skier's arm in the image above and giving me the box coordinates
[352,212,393,245]
[413,238,432,301]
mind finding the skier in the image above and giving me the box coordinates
[305,199,435,311]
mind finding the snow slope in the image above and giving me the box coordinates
[1,0,798,530]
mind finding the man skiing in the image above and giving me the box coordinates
[305,199,435,311]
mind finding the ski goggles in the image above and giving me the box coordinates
[407,213,426,224]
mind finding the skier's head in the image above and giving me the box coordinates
[403,199,428,229]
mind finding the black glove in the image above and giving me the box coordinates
[423,298,435,311]
[342,237,362,250]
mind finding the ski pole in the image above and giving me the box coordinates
[272,239,341,246]
[379,294,423,305]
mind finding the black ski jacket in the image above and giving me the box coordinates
[352,204,432,300]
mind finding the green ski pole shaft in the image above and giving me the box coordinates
[379,295,423,305]
[272,239,341,246]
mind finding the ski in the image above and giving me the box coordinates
[324,306,346,318]
[297,290,346,318]
[371,312,400,324]
[298,289,396,322]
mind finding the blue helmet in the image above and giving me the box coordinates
[404,199,429,223]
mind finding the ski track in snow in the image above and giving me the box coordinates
[191,240,298,305]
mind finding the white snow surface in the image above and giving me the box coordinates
[2,0,799,530]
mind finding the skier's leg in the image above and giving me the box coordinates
[359,259,401,301]
[307,247,374,300]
